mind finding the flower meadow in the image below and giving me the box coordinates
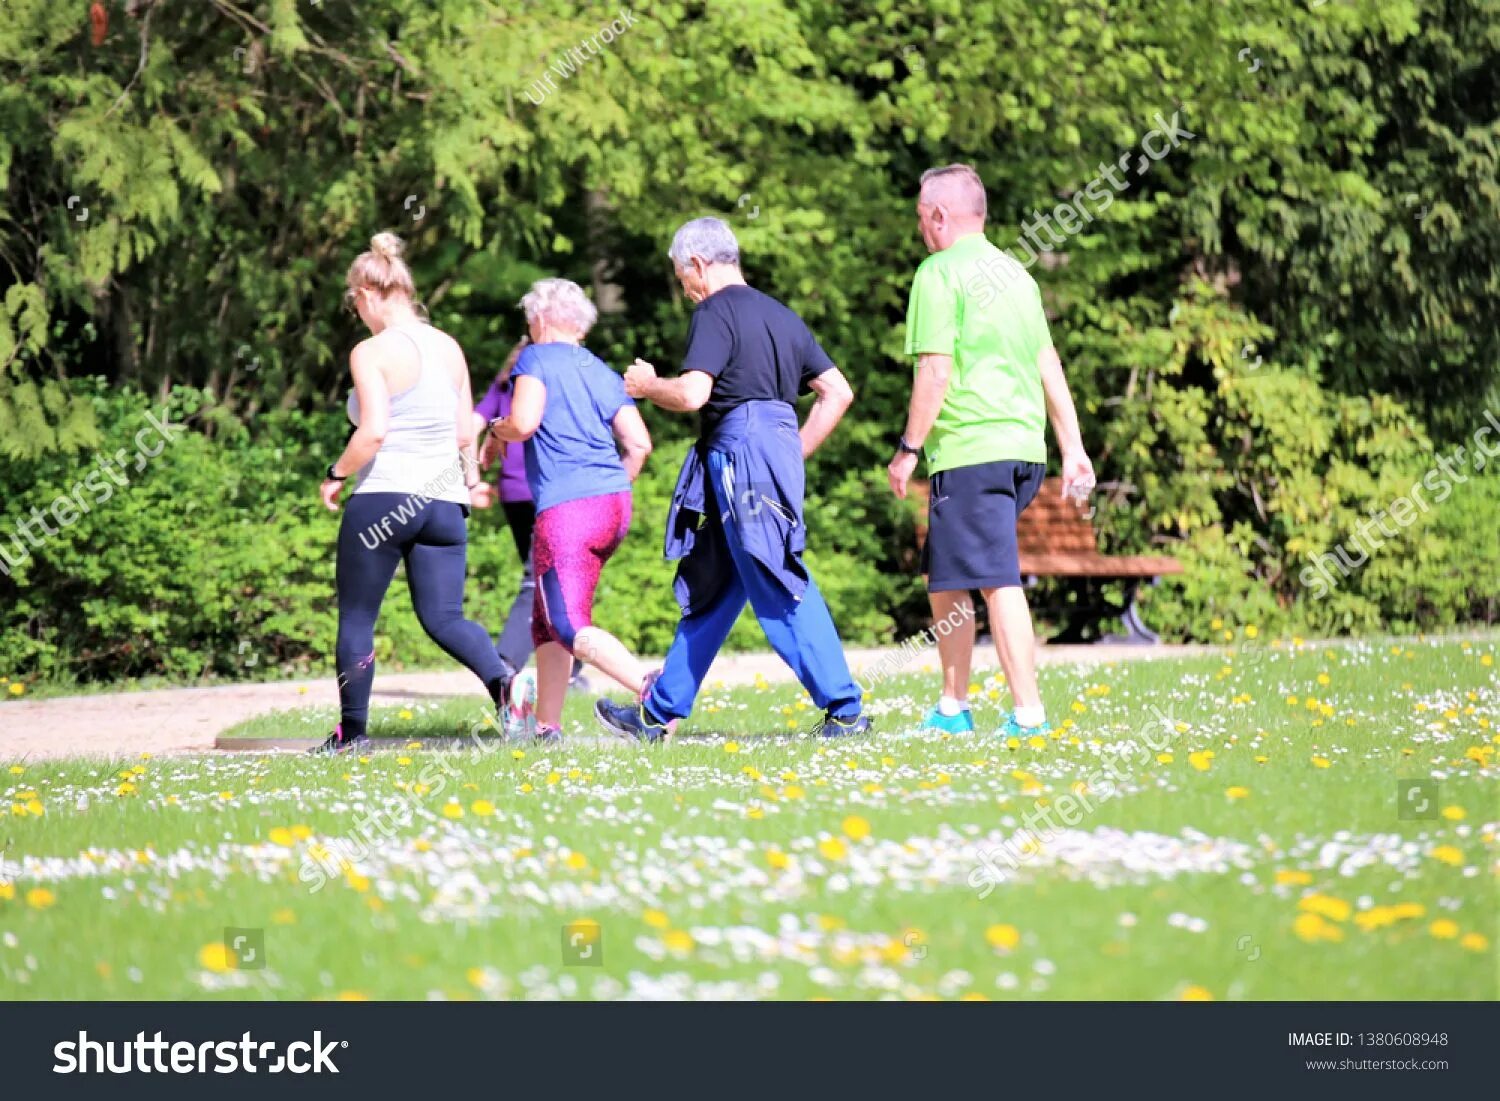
[1,639,1494,1001]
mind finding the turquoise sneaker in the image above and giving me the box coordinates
[920,706,976,734]
[998,712,1053,738]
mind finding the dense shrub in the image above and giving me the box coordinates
[0,383,916,682]
[3,380,1495,687]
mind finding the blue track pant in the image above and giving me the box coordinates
[646,449,862,723]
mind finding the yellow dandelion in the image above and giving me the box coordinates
[1428,919,1459,940]
[268,827,296,848]
[471,799,495,817]
[765,848,791,870]
[441,802,464,819]
[1156,753,1174,764]
[8,683,23,697]
[842,815,871,841]
[1179,985,1214,1001]
[564,851,588,870]
[1428,845,1464,867]
[0,882,14,901]
[336,991,369,1001]
[198,942,234,973]
[1440,806,1465,821]
[1459,932,1488,952]
[663,929,695,953]
[1310,756,1331,769]
[1225,786,1250,801]
[26,887,55,910]
[723,741,740,754]
[985,924,1021,951]
[1188,751,1213,772]
[272,908,297,925]
[397,709,413,721]
[7,765,23,775]
[818,837,849,862]
[1274,869,1313,886]
[1292,912,1343,943]
[1298,894,1352,922]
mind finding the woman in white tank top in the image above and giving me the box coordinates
[312,233,509,755]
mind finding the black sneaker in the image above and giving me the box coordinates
[309,724,372,756]
[813,711,870,738]
[594,697,672,743]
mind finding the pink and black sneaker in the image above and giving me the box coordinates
[309,723,372,756]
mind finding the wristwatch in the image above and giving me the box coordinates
[326,463,347,482]
[894,435,921,456]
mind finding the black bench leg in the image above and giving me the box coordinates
[1048,579,1111,644]
[1118,580,1160,645]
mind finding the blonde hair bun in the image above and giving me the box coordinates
[347,231,416,303]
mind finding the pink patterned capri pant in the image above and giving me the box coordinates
[530,490,632,653]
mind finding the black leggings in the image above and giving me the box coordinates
[495,500,537,672]
[336,493,506,736]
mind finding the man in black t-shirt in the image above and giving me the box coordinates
[593,217,868,740]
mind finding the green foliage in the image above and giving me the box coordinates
[1,0,1497,677]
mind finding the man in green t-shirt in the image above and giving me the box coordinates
[888,163,1095,738]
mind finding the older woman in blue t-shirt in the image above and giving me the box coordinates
[485,278,654,741]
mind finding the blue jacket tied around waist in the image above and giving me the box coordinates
[664,401,809,614]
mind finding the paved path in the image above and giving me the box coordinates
[0,642,1213,761]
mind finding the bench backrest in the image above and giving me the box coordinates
[1018,478,1099,556]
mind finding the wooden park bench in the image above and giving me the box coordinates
[912,477,1183,644]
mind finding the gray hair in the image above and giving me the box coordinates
[668,217,741,268]
[519,277,598,334]
[919,164,987,220]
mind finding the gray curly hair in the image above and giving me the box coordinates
[518,278,599,334]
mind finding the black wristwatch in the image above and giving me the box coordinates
[325,463,347,482]
[894,435,921,456]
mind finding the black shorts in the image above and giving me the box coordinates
[921,460,1046,591]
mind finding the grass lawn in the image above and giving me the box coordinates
[2,637,1495,1000]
